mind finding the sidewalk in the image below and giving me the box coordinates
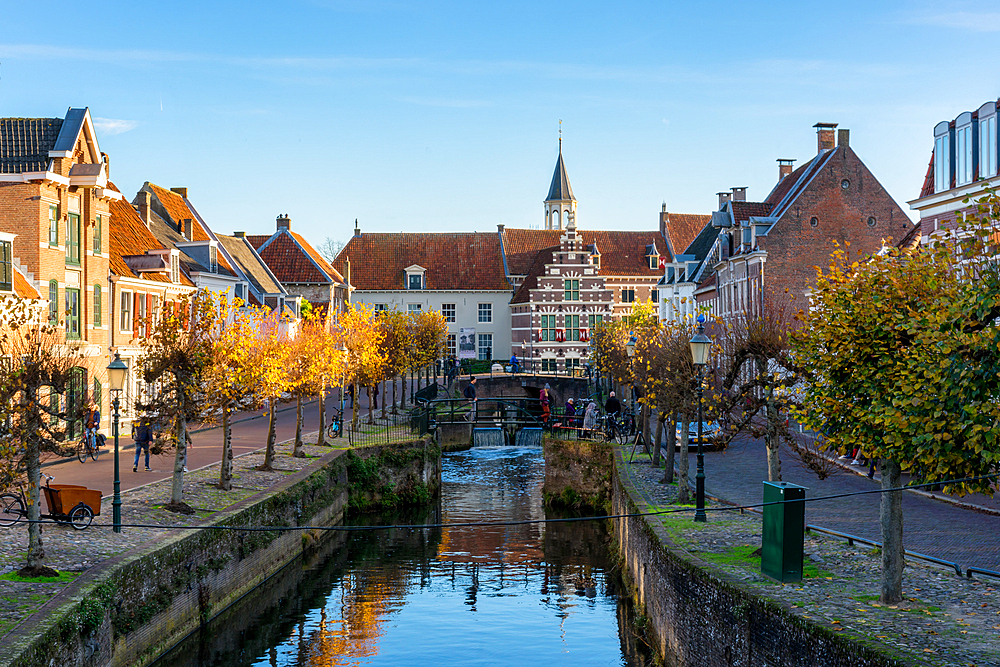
[682,432,1000,572]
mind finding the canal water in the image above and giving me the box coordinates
[153,446,651,666]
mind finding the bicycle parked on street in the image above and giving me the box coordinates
[600,413,629,445]
[0,473,101,530]
[326,407,344,440]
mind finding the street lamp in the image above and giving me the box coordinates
[625,332,637,412]
[689,315,711,523]
[339,344,348,430]
[106,352,128,533]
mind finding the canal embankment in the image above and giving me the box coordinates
[0,435,440,667]
[613,448,1000,667]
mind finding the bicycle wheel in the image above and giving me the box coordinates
[615,427,629,445]
[77,440,88,463]
[69,504,94,530]
[90,438,99,461]
[0,493,25,526]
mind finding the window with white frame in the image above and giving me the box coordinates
[372,303,388,311]
[621,288,635,303]
[477,333,492,360]
[407,303,422,313]
[447,334,456,357]
[137,294,147,337]
[408,273,422,290]
[478,302,492,323]
[541,314,556,341]
[0,240,11,292]
[563,279,579,301]
[209,245,218,273]
[935,122,950,193]
[957,117,973,186]
[566,314,580,341]
[648,254,659,270]
[982,113,997,179]
[441,303,456,322]
[541,357,557,372]
[48,205,59,246]
[170,254,180,284]
[120,290,133,332]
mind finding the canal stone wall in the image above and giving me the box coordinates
[2,438,440,667]
[543,438,612,513]
[611,450,909,667]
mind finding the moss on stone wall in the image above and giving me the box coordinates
[346,438,440,515]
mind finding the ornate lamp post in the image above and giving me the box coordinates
[625,333,637,412]
[106,353,128,533]
[689,315,712,523]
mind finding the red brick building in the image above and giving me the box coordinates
[694,124,914,319]
[0,108,116,435]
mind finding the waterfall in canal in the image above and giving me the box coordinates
[472,427,507,447]
[514,427,543,448]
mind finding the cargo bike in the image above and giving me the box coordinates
[0,474,101,530]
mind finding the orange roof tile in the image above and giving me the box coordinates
[662,213,711,256]
[334,232,509,291]
[502,229,665,277]
[290,231,345,283]
[146,184,211,242]
[13,268,39,299]
[109,183,195,286]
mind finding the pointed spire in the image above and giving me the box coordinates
[546,124,575,203]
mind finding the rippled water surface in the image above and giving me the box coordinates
[154,447,649,666]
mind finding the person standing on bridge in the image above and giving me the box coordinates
[604,391,621,417]
[464,376,478,421]
[583,400,598,438]
[540,384,552,426]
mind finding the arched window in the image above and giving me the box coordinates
[48,280,59,324]
[553,210,561,229]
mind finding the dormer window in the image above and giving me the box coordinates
[956,111,974,187]
[934,120,951,193]
[404,264,426,290]
[209,245,218,273]
[648,254,659,270]
[170,253,180,284]
[980,101,997,179]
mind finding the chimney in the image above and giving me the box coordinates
[354,219,360,237]
[136,190,151,227]
[814,123,838,153]
[234,231,245,238]
[717,192,731,208]
[659,204,669,237]
[731,187,747,202]
[837,128,850,149]
[170,187,188,198]
[182,218,193,241]
[497,223,505,233]
[102,152,110,179]
[777,159,796,182]
[276,214,290,231]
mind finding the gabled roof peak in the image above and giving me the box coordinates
[546,141,576,202]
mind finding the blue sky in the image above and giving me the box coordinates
[2,1,999,245]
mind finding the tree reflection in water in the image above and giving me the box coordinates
[153,447,653,667]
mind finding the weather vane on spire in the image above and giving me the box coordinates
[559,119,563,151]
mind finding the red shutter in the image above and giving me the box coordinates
[132,293,140,340]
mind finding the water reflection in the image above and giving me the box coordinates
[154,447,651,667]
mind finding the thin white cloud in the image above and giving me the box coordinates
[905,10,1000,32]
[93,118,139,135]
[400,97,493,108]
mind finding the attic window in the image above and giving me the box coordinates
[170,253,180,283]
[867,216,876,227]
[592,254,600,269]
[0,240,11,292]
[408,274,422,290]
[810,217,819,227]
[648,254,659,270]
[209,245,218,273]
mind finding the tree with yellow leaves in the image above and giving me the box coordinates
[334,305,387,429]
[251,307,292,470]
[378,309,412,415]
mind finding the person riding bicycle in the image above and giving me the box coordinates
[510,354,520,374]
[83,402,101,449]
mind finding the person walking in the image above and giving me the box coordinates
[540,384,552,426]
[464,376,478,421]
[582,400,599,438]
[132,416,155,472]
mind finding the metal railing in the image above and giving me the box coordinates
[804,524,963,576]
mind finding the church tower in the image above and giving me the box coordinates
[544,126,577,230]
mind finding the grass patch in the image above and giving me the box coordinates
[0,570,79,584]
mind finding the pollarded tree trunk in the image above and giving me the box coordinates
[292,394,305,457]
[366,386,374,424]
[352,382,360,428]
[879,458,904,604]
[652,411,663,466]
[171,405,188,505]
[262,400,277,470]
[641,403,651,455]
[219,403,233,490]
[677,411,690,503]
[381,379,387,419]
[660,411,677,484]
[24,388,44,569]
[765,393,782,482]
[392,376,398,414]
[317,388,326,446]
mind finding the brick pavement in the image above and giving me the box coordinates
[679,434,1000,573]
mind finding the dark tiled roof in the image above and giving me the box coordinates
[683,221,719,259]
[217,235,284,295]
[730,201,774,224]
[334,232,509,291]
[546,147,575,201]
[764,151,837,218]
[0,118,62,173]
[511,245,558,303]
[919,150,935,199]
[502,229,664,277]
[662,213,711,256]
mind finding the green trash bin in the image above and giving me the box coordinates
[761,481,806,583]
